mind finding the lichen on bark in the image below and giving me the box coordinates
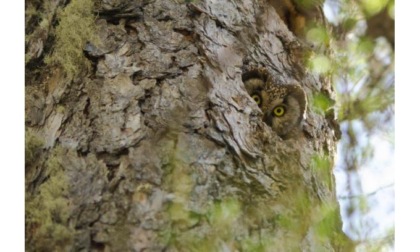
[44,0,100,77]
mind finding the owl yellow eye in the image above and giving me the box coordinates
[273,106,285,117]
[251,94,261,105]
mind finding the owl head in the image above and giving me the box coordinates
[242,68,307,138]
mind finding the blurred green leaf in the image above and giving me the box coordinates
[312,92,335,114]
[360,0,388,16]
[306,27,329,46]
[309,55,332,74]
[387,1,395,19]
[357,38,375,54]
[342,18,358,32]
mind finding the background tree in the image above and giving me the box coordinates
[324,0,394,250]
[24,0,396,251]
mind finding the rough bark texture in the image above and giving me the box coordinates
[25,0,352,251]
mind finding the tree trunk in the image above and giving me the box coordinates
[25,0,353,251]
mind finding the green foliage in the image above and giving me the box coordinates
[25,147,73,250]
[308,54,332,74]
[159,135,317,250]
[357,37,375,54]
[314,205,341,240]
[322,0,394,250]
[45,0,99,78]
[312,92,335,115]
[311,154,333,189]
[313,204,355,250]
[342,17,358,32]
[161,157,343,251]
[306,27,330,47]
[360,0,389,16]
[387,1,395,19]
[275,190,313,237]
[295,0,322,9]
[330,2,394,121]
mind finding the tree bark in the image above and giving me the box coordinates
[25,0,353,251]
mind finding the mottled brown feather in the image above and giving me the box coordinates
[243,68,307,138]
